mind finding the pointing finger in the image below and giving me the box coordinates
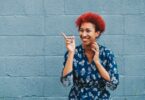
[61,32,67,39]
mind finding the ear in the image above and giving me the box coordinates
[95,31,100,38]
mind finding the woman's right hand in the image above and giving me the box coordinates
[62,33,75,53]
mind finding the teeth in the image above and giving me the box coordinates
[82,38,88,39]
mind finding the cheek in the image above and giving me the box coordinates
[89,34,97,41]
[79,33,82,38]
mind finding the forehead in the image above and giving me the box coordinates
[80,22,95,29]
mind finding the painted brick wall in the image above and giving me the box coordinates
[0,0,145,100]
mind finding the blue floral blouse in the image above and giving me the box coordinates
[61,44,119,100]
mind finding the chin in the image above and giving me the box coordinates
[82,42,91,46]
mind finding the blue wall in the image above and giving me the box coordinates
[0,0,145,100]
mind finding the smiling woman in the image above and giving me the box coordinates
[76,12,105,38]
[60,12,119,100]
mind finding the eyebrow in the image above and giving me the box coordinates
[79,27,92,30]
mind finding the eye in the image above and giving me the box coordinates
[79,28,84,32]
[86,29,91,33]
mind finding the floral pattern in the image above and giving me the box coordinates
[61,44,119,100]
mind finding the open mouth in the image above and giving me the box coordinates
[82,38,90,44]
[82,37,90,41]
[82,38,88,41]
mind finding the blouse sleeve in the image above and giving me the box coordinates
[105,50,119,91]
[60,52,73,87]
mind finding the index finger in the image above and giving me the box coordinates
[61,32,67,39]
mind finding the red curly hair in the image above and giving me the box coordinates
[75,12,105,34]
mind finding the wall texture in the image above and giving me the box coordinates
[0,0,145,100]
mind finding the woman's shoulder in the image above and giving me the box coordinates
[99,44,115,57]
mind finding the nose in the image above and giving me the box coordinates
[82,31,87,37]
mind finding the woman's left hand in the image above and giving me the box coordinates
[91,42,100,62]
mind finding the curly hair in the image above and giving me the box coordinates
[75,12,106,34]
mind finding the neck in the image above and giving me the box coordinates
[82,44,93,54]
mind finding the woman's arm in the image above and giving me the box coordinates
[94,61,111,81]
[60,33,75,87]
[92,42,110,81]
[61,32,75,77]
[62,52,74,77]
[92,43,119,90]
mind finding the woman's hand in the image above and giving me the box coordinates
[62,33,75,53]
[92,42,111,81]
[91,42,100,62]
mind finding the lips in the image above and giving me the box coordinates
[81,38,88,41]
[82,38,88,41]
[82,38,90,44]
[80,35,90,43]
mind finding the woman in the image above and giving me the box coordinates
[60,12,119,100]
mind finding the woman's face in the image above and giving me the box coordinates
[79,22,100,46]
